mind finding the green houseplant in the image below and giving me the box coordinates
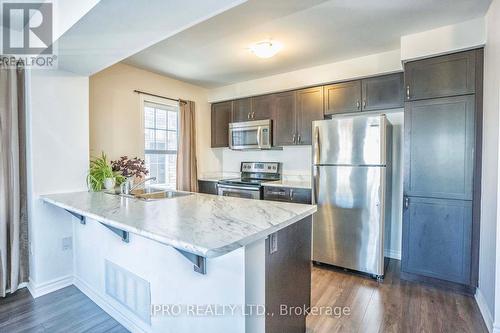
[87,152,125,191]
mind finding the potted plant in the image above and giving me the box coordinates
[87,152,125,191]
[111,156,149,186]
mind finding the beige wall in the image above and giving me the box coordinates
[89,62,222,175]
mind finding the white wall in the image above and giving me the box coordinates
[208,49,402,102]
[73,217,247,333]
[400,17,486,62]
[90,63,222,175]
[27,69,89,292]
[479,0,500,331]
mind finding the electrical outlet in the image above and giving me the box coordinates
[62,237,72,251]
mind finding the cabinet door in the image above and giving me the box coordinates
[251,94,274,121]
[211,101,232,148]
[402,197,472,284]
[289,188,312,204]
[323,80,361,115]
[263,186,290,202]
[198,180,218,195]
[274,91,297,146]
[405,50,476,101]
[404,95,475,200]
[266,217,311,333]
[232,98,252,122]
[264,186,312,204]
[296,87,324,145]
[362,73,404,111]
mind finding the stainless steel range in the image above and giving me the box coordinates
[217,162,282,200]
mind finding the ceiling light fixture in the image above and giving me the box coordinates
[249,40,282,59]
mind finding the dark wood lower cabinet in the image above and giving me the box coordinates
[263,186,311,204]
[266,217,312,333]
[198,180,218,195]
[402,197,472,288]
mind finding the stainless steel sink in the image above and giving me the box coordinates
[106,188,192,201]
[132,189,192,201]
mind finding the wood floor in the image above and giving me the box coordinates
[0,286,127,333]
[0,260,487,333]
[307,259,488,333]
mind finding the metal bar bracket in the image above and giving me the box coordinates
[65,209,86,224]
[175,249,206,274]
[100,223,130,243]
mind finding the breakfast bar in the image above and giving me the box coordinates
[42,191,316,333]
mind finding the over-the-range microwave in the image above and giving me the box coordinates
[228,119,272,150]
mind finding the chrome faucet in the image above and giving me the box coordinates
[120,177,157,195]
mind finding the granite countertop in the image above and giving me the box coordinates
[41,191,316,258]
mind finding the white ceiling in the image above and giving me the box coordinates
[55,0,247,75]
[123,0,491,88]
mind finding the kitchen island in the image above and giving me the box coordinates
[42,191,316,333]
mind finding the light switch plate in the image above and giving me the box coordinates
[62,237,72,251]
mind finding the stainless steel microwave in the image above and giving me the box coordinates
[229,119,272,150]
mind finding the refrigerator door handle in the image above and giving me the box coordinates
[312,167,319,204]
[313,126,320,165]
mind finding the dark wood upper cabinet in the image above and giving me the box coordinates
[232,98,252,122]
[251,94,275,121]
[274,91,297,146]
[362,73,404,111]
[404,95,475,200]
[211,101,232,148]
[324,80,362,115]
[210,73,405,148]
[296,87,324,145]
[405,50,476,101]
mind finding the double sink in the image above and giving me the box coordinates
[108,188,192,201]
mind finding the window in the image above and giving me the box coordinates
[144,100,178,188]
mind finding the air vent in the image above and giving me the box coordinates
[105,260,151,324]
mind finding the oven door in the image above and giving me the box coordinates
[229,120,271,150]
[217,184,262,200]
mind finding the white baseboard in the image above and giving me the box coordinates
[384,249,401,260]
[475,287,494,333]
[27,275,73,298]
[73,275,149,333]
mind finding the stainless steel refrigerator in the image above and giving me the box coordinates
[312,114,392,278]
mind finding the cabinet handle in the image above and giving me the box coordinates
[251,112,255,119]
[356,101,360,110]
[363,100,366,109]
[247,113,250,119]
[298,134,301,143]
[404,196,409,210]
[292,133,296,144]
[406,85,410,100]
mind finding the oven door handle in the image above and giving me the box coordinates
[217,184,261,192]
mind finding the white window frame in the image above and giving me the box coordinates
[139,93,179,187]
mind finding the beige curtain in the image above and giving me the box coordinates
[176,100,198,192]
[0,63,29,297]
